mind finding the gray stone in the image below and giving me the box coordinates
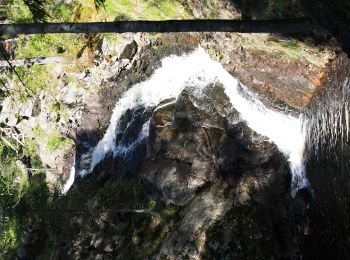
[119,40,138,60]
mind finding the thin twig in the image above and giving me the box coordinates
[0,47,33,97]
[0,136,18,152]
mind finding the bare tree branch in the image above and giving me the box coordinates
[0,48,33,96]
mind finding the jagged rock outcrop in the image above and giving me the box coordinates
[201,32,334,110]
[68,82,298,259]
[3,30,332,259]
[139,85,295,259]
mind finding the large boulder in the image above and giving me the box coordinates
[137,84,296,258]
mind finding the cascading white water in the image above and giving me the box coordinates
[63,47,308,195]
[62,162,75,194]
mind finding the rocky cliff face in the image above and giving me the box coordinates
[2,27,336,259]
[143,85,296,259]
[34,31,327,259]
[54,80,298,259]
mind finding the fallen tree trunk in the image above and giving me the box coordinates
[0,56,70,67]
[0,18,318,35]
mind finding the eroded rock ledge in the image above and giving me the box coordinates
[66,80,298,259]
[4,31,334,259]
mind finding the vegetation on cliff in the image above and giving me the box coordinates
[0,0,349,259]
[0,1,196,257]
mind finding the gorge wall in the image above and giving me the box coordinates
[0,7,344,258]
[34,33,334,259]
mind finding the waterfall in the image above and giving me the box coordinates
[62,161,75,194]
[63,47,308,195]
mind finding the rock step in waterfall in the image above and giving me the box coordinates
[63,47,308,195]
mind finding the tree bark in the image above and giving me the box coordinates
[0,18,317,35]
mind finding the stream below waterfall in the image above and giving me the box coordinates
[301,56,350,259]
[62,47,308,196]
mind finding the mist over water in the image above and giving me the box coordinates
[64,47,308,195]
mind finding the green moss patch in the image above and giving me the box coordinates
[16,34,85,59]
[47,134,72,153]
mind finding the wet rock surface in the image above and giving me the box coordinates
[68,83,298,259]
[201,32,334,110]
[302,55,350,259]
[119,40,138,60]
[1,29,331,184]
[142,85,295,259]
[2,29,333,259]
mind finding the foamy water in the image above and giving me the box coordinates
[63,47,308,195]
[62,162,75,194]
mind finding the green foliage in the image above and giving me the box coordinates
[6,172,57,257]
[52,2,74,22]
[0,140,17,163]
[0,129,55,257]
[0,136,43,212]
[11,0,84,59]
[0,163,27,208]
[10,0,190,61]
[203,0,219,19]
[6,0,33,23]
[264,0,304,18]
[16,34,85,59]
[12,64,67,103]
[94,177,180,258]
[0,141,28,207]
[266,0,286,16]
[158,206,177,221]
[281,40,299,50]
[96,178,146,210]
[14,65,51,101]
[0,141,28,256]
[114,13,131,21]
[48,100,62,113]
[7,0,78,23]
[236,0,303,19]
[47,135,72,153]
[94,0,106,10]
[23,138,43,169]
[0,218,19,253]
[133,204,179,258]
[2,170,181,258]
[103,0,190,20]
[19,173,51,219]
[33,124,72,155]
[313,50,321,57]
[242,37,310,62]
[23,0,50,22]
[32,125,44,138]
